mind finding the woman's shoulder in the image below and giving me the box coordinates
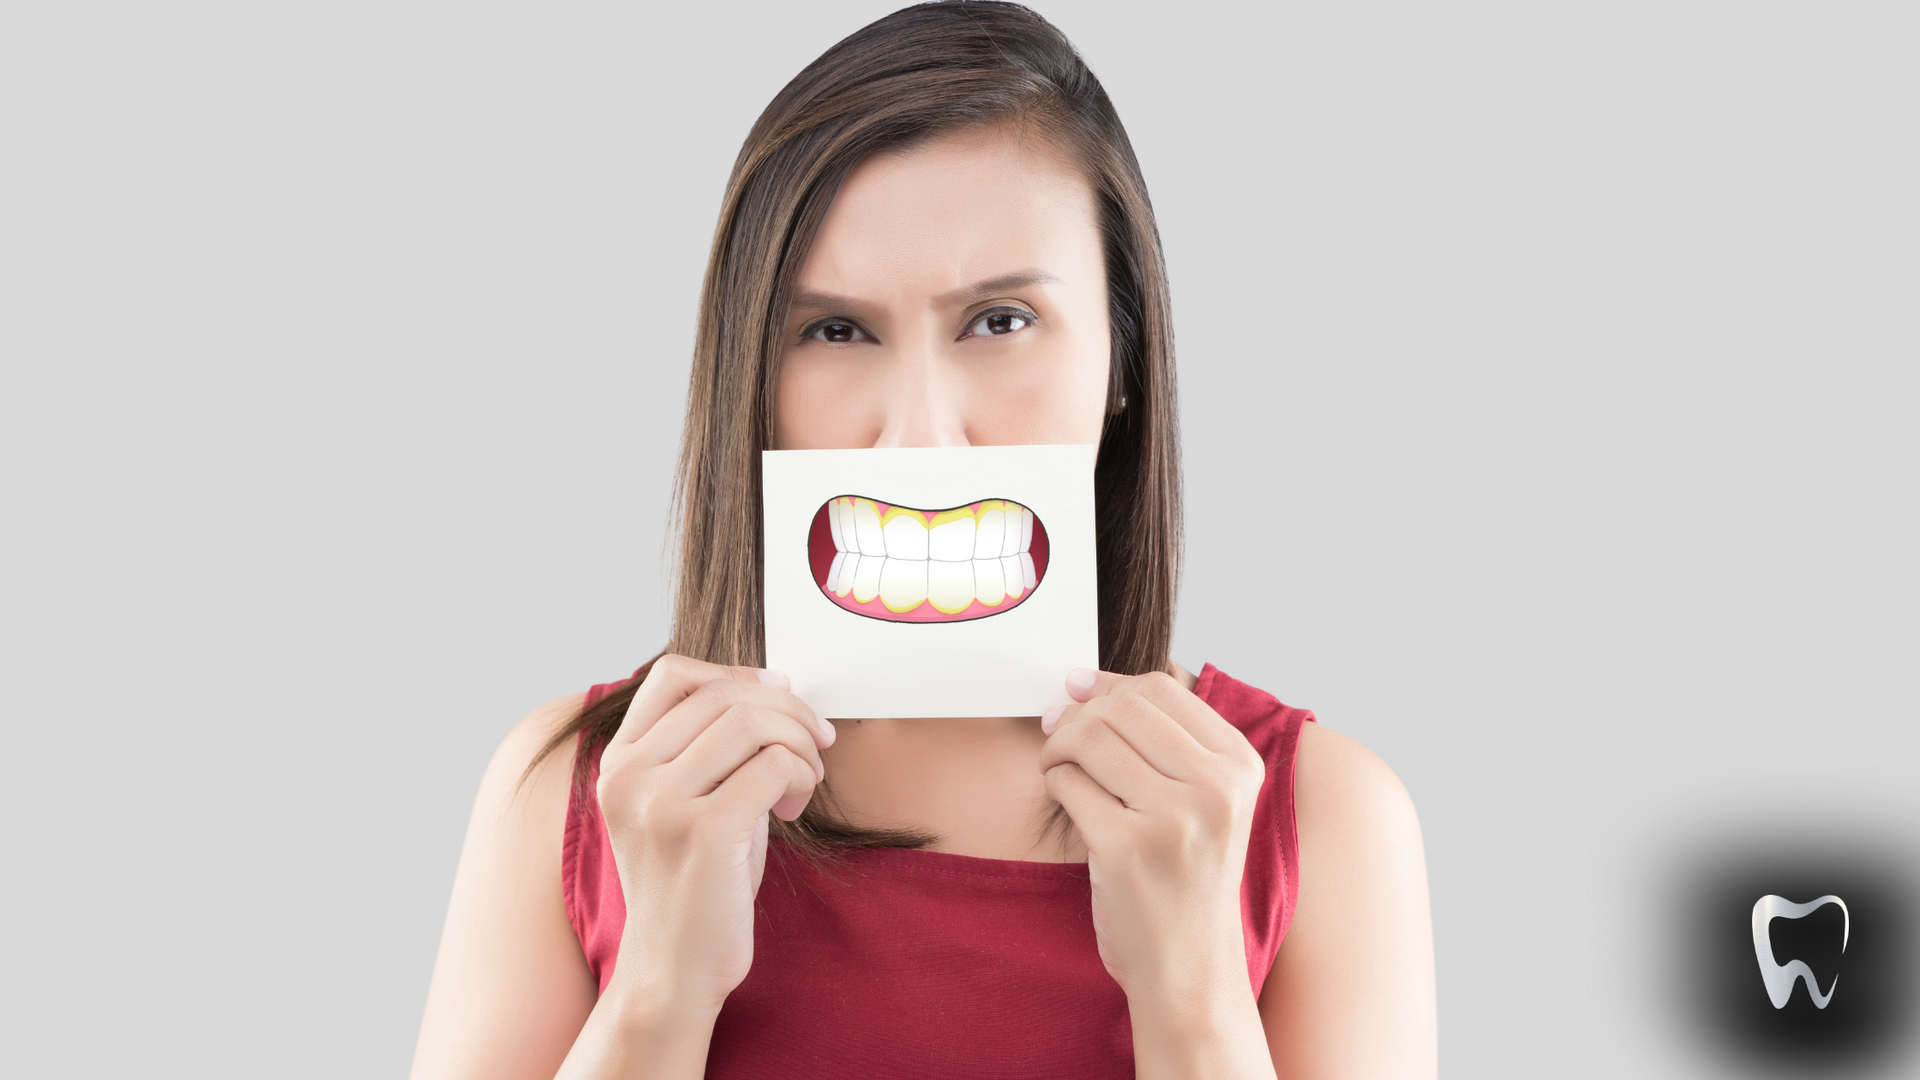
[1277,700,1425,916]
[1254,683,1434,1066]
[1195,663,1429,1011]
[1293,722,1417,838]
[487,692,587,798]
[461,692,589,862]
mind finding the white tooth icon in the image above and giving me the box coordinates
[1000,509,1020,556]
[826,552,846,595]
[828,499,845,551]
[1752,894,1848,1009]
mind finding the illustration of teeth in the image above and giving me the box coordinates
[974,557,1005,605]
[927,560,975,613]
[882,515,928,561]
[1752,894,1849,1009]
[852,552,883,603]
[878,558,928,610]
[829,500,848,553]
[852,499,884,556]
[814,496,1046,622]
[928,517,976,562]
[975,508,1005,559]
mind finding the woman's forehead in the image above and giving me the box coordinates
[798,129,1100,303]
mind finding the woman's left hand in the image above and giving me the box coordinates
[1038,667,1267,1021]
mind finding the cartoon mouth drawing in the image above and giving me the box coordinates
[808,495,1049,623]
[1752,893,1849,1009]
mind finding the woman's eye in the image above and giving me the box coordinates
[965,309,1033,338]
[807,320,868,344]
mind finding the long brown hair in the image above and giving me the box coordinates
[533,1,1182,850]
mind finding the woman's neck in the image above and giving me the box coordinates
[817,713,1085,862]
[813,665,1192,862]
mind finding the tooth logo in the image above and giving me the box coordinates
[808,496,1048,623]
[1751,894,1849,1009]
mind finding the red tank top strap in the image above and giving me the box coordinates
[561,674,640,983]
[1190,662,1315,990]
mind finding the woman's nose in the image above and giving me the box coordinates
[870,341,969,448]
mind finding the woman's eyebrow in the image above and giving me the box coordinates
[936,270,1060,308]
[788,270,1061,318]
[788,289,872,316]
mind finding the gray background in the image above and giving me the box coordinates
[3,2,1914,1075]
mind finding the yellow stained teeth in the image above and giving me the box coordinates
[975,507,1005,558]
[822,495,1039,615]
[881,515,929,561]
[831,497,1033,560]
[927,516,976,562]
[927,561,976,613]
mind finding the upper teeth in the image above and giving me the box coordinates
[826,497,1038,613]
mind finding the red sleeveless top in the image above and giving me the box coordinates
[563,664,1312,1078]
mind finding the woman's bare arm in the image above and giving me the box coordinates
[1258,722,1438,1079]
[411,660,830,1080]
[410,695,599,1080]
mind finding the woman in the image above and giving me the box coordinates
[412,4,1436,1077]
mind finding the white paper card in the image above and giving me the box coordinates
[762,445,1099,718]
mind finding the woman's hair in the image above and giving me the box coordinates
[533,1,1182,850]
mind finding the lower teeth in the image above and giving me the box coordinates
[832,554,1036,611]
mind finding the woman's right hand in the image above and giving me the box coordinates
[593,654,835,1018]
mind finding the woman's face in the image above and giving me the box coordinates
[774,128,1112,450]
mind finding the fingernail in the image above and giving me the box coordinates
[757,668,790,689]
[1066,668,1097,696]
[819,716,837,747]
[1040,704,1064,735]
